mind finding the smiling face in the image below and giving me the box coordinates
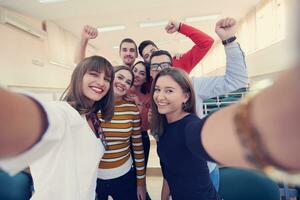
[142,44,159,63]
[119,42,137,67]
[150,54,172,78]
[153,75,189,122]
[82,70,111,104]
[132,62,147,87]
[113,69,133,99]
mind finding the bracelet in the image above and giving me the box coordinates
[234,93,300,184]
[222,36,237,45]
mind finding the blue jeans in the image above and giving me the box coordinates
[96,168,137,200]
[209,166,220,191]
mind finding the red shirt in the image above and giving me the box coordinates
[172,23,214,73]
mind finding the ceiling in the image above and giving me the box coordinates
[0,0,261,64]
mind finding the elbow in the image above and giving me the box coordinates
[206,37,214,49]
[236,77,249,89]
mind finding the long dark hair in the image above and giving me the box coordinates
[150,67,196,137]
[131,61,151,94]
[62,55,115,121]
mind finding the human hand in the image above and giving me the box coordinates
[165,20,180,34]
[215,17,237,41]
[81,25,98,40]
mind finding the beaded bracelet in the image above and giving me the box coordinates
[234,91,300,184]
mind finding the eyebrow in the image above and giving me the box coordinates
[155,85,175,89]
[164,86,175,90]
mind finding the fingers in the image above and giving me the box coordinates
[217,17,236,28]
[165,20,179,34]
[165,21,174,33]
[83,25,98,39]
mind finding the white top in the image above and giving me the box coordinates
[98,155,132,180]
[0,100,104,200]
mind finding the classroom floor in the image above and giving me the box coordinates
[145,137,163,200]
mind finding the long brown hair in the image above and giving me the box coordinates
[62,56,115,120]
[114,65,135,87]
[150,67,196,137]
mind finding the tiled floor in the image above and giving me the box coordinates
[109,136,163,200]
[146,175,163,200]
[146,136,163,200]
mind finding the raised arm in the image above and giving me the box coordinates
[74,25,98,64]
[202,66,300,172]
[193,18,248,101]
[164,20,214,73]
[0,89,47,158]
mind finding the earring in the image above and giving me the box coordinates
[182,102,187,110]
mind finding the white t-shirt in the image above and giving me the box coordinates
[0,100,104,200]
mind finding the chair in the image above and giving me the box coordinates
[219,167,280,200]
[0,171,32,200]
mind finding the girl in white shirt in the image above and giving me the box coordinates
[0,55,115,200]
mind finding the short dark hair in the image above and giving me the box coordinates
[138,40,158,57]
[150,50,173,64]
[119,38,137,54]
[132,61,151,94]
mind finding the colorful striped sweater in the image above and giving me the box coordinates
[97,100,146,185]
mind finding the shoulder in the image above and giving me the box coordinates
[44,101,84,127]
[184,114,204,133]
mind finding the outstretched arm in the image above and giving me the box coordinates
[202,66,300,171]
[74,25,98,64]
[165,20,214,73]
[0,89,47,158]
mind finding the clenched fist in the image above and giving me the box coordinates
[165,20,180,34]
[81,25,98,40]
[215,18,237,41]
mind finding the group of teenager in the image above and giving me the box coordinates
[0,16,299,200]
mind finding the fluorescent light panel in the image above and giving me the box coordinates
[97,25,126,33]
[139,20,168,28]
[185,14,220,23]
[38,0,67,3]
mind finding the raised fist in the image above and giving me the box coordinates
[82,25,98,40]
[215,18,237,41]
[165,20,180,34]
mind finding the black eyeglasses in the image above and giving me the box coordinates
[150,62,172,71]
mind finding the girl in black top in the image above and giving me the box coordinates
[150,67,300,199]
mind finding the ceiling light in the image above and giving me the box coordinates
[97,25,126,33]
[139,20,168,28]
[185,14,220,23]
[38,0,67,3]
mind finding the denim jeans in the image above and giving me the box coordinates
[209,166,220,191]
[96,168,137,200]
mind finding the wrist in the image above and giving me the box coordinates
[222,36,237,45]
[177,22,182,32]
[80,37,89,44]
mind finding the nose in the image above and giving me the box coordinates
[96,76,105,86]
[134,73,140,79]
[156,91,166,101]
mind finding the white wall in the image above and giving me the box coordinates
[191,0,297,81]
[0,7,99,91]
